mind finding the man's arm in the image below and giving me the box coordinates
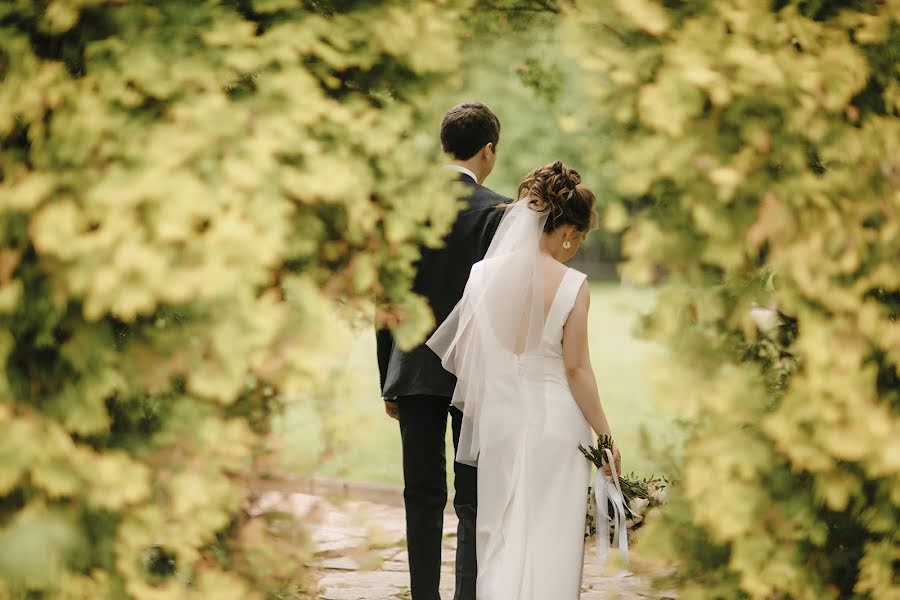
[375,327,393,395]
[375,328,399,419]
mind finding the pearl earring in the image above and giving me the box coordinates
[563,241,571,250]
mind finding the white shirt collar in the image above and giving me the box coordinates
[447,164,478,184]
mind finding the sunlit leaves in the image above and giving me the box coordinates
[0,506,84,591]
[0,0,467,595]
[572,0,900,597]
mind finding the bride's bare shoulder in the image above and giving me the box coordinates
[541,256,587,283]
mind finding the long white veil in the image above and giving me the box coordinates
[427,200,549,466]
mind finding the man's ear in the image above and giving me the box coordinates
[482,142,494,159]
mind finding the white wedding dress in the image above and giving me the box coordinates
[428,201,594,599]
[473,266,592,599]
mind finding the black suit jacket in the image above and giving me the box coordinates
[377,173,508,399]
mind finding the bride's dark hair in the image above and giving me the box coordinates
[516,161,597,233]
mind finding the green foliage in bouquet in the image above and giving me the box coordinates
[579,434,616,465]
[569,0,900,598]
[580,436,667,537]
[0,0,469,597]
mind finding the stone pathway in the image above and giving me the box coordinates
[258,486,675,599]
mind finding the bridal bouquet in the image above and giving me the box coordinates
[579,437,667,540]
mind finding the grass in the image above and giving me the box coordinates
[274,282,678,485]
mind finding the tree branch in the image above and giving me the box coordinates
[475,0,562,14]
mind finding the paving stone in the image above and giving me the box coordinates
[317,556,360,570]
[287,492,321,518]
[381,560,408,572]
[317,570,410,600]
[378,547,403,560]
[313,534,368,555]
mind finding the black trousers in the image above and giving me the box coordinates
[397,395,477,600]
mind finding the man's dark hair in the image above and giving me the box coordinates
[440,102,501,160]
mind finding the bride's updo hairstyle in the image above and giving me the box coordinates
[516,161,597,233]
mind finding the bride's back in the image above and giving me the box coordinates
[540,255,571,324]
[506,254,575,355]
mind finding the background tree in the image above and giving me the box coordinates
[0,0,470,597]
[569,0,899,598]
[455,0,622,265]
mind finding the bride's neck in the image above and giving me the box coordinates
[538,237,559,261]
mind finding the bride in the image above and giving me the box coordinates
[428,161,621,599]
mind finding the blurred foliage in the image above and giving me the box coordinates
[468,0,567,33]
[450,20,599,193]
[570,0,900,598]
[0,0,469,597]
[450,0,622,259]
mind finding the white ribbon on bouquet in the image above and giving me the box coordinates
[593,447,629,572]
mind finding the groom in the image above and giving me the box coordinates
[377,102,509,600]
